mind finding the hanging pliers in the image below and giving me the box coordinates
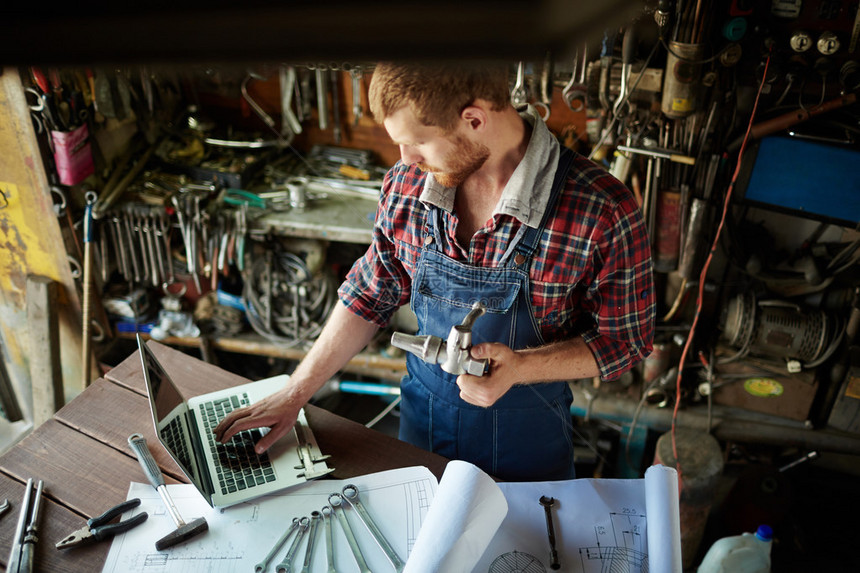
[55,499,148,549]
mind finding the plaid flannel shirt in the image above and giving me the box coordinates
[338,131,655,381]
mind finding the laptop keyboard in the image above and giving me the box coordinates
[200,394,277,495]
[160,416,193,474]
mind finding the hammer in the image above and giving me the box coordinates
[128,434,208,550]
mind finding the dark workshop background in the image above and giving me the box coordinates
[2,1,860,571]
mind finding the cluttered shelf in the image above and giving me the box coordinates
[120,331,407,383]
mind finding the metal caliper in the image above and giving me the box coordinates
[390,301,489,376]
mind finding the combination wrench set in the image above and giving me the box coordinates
[256,484,405,573]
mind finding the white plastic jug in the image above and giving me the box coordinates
[697,524,773,573]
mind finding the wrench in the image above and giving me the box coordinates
[314,65,329,130]
[299,511,321,573]
[255,517,299,573]
[350,67,363,126]
[328,493,372,573]
[321,506,336,573]
[539,496,561,570]
[562,44,589,112]
[122,210,141,284]
[275,516,309,573]
[342,484,405,572]
[330,69,342,144]
[511,61,528,108]
[279,65,303,136]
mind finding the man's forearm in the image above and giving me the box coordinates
[515,337,600,383]
[287,300,381,402]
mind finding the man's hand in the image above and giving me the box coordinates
[213,388,303,455]
[455,342,522,407]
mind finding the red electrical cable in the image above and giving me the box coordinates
[669,50,773,491]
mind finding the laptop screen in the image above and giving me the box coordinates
[137,335,209,497]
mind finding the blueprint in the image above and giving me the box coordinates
[102,466,437,573]
[406,462,682,573]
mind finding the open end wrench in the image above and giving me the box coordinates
[511,61,528,108]
[328,493,372,573]
[539,496,561,570]
[275,516,309,573]
[321,506,336,573]
[562,44,589,112]
[299,511,321,573]
[342,484,406,572]
[255,517,299,573]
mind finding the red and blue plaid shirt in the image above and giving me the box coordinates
[339,150,655,381]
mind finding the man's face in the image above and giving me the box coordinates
[384,107,489,188]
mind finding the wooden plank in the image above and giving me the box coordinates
[0,68,85,404]
[26,275,64,426]
[0,474,109,572]
[0,418,180,519]
[113,331,408,382]
[53,377,187,480]
[306,406,449,482]
[105,339,253,396]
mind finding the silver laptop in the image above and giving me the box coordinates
[137,334,334,508]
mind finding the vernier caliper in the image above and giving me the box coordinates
[390,301,489,376]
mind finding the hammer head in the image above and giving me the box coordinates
[155,517,208,550]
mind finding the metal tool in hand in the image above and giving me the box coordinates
[329,493,372,573]
[511,61,528,108]
[275,516,310,573]
[391,301,489,376]
[56,499,148,549]
[7,478,44,573]
[539,495,561,570]
[256,517,299,573]
[341,484,406,572]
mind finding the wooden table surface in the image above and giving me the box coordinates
[0,341,448,572]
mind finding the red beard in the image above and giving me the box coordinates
[418,135,490,188]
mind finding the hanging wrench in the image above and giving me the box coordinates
[330,69,342,144]
[255,517,299,573]
[511,61,528,108]
[342,484,406,572]
[562,44,589,112]
[350,67,363,126]
[328,493,372,573]
[314,64,329,131]
[275,516,309,573]
[321,506,336,573]
[299,511,321,573]
[279,65,302,136]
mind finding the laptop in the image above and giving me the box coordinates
[137,334,334,508]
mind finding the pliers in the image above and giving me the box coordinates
[55,498,148,549]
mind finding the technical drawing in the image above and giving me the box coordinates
[489,550,547,573]
[578,510,649,573]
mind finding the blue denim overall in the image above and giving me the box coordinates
[399,148,576,481]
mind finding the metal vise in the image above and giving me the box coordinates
[390,301,489,376]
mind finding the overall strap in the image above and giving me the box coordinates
[514,146,575,260]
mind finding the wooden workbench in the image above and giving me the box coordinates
[0,341,448,572]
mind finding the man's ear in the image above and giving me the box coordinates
[460,104,488,131]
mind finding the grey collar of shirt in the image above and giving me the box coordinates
[418,105,561,229]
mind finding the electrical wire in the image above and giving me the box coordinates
[242,250,336,347]
[669,48,773,490]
